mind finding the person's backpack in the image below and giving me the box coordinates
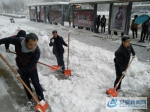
[101,18,105,24]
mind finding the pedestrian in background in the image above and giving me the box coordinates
[96,15,101,33]
[101,15,106,33]
[131,15,138,39]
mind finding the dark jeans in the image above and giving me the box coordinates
[20,69,44,101]
[139,30,148,42]
[101,26,105,33]
[54,53,65,71]
[114,67,124,90]
[131,28,137,38]
[96,24,100,33]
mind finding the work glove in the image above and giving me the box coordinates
[132,55,136,58]
[6,49,10,52]
[122,71,126,75]
[51,39,54,43]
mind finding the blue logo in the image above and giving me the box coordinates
[107,98,118,108]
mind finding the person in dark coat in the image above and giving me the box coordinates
[101,15,106,33]
[0,33,45,108]
[139,21,148,42]
[114,35,135,91]
[131,15,138,39]
[6,30,26,52]
[49,30,68,73]
[96,15,101,33]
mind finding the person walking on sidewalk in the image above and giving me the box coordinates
[114,35,135,91]
[131,15,138,39]
[49,30,68,73]
[0,33,45,110]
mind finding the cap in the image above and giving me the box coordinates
[16,30,26,38]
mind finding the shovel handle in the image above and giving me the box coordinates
[0,53,40,103]
[9,51,59,70]
[67,33,70,70]
[114,57,134,90]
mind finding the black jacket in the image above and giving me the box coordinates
[114,44,135,72]
[49,35,67,54]
[101,17,106,26]
[0,37,40,75]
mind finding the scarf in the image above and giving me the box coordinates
[21,39,37,53]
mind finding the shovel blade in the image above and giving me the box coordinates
[50,65,61,71]
[107,88,118,97]
[35,100,49,112]
[64,69,71,76]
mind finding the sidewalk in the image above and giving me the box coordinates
[0,78,17,112]
[92,32,149,47]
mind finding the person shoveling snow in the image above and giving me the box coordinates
[107,35,136,97]
[0,33,49,111]
[49,30,68,74]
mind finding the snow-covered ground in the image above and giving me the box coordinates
[0,17,149,112]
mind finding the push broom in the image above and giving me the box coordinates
[0,53,49,112]
[106,57,134,97]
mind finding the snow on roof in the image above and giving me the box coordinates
[69,0,150,4]
[69,0,116,4]
[27,2,69,7]
[133,4,150,7]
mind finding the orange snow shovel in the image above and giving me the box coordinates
[64,33,71,76]
[37,62,61,71]
[9,51,60,71]
[0,53,49,112]
[106,57,134,97]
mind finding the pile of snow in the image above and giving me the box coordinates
[0,23,36,37]
[0,22,150,112]
[39,37,150,112]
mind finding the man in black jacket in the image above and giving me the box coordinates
[114,35,135,91]
[101,15,106,33]
[0,33,45,110]
[6,30,26,52]
[49,30,68,73]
